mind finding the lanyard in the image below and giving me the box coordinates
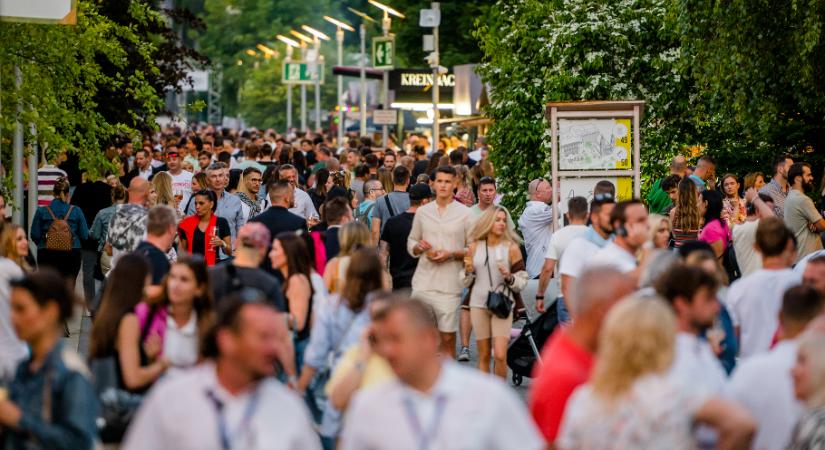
[401,394,448,450]
[205,387,261,450]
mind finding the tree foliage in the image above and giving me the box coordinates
[0,0,201,178]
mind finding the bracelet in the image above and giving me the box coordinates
[536,295,545,299]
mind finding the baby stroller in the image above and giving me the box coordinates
[507,304,559,386]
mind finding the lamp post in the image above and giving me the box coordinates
[290,30,313,133]
[368,0,405,149]
[277,35,300,131]
[348,8,377,138]
[324,16,355,151]
[302,25,330,134]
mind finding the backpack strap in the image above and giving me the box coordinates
[383,195,395,217]
[45,206,58,221]
[63,205,74,221]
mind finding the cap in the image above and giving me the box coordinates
[409,183,432,201]
[166,149,181,158]
[237,222,271,249]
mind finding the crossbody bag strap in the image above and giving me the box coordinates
[485,240,494,288]
[384,195,395,217]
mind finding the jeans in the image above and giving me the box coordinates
[80,249,98,305]
[556,296,570,324]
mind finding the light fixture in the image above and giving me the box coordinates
[368,0,405,18]
[276,35,300,48]
[301,25,331,41]
[289,29,314,44]
[323,16,355,32]
[256,44,278,57]
[347,7,378,23]
[245,49,258,57]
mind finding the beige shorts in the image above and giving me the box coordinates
[412,291,461,333]
[470,307,513,340]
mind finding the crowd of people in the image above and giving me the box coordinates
[0,124,824,450]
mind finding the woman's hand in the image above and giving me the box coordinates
[143,333,163,361]
[209,235,224,249]
[463,253,474,273]
[498,264,511,279]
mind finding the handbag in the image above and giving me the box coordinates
[484,241,514,319]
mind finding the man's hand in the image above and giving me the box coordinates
[536,298,545,313]
[428,250,453,264]
[744,187,758,203]
[414,240,433,256]
[0,399,22,428]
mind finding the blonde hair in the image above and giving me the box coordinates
[797,332,825,409]
[151,171,176,208]
[0,224,30,271]
[469,206,522,244]
[591,295,676,401]
[338,221,371,257]
[647,214,671,243]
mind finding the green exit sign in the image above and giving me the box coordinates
[282,61,324,85]
[372,36,395,69]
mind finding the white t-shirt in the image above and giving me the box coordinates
[167,170,194,213]
[732,219,761,277]
[558,374,710,450]
[559,237,600,279]
[669,332,727,394]
[726,340,803,450]
[726,268,800,358]
[545,224,588,261]
[0,258,25,379]
[163,309,199,373]
[585,241,637,273]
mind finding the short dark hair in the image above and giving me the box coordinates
[567,196,588,220]
[10,269,77,322]
[781,285,824,327]
[413,145,426,156]
[242,167,262,178]
[788,162,810,187]
[324,197,350,225]
[594,180,616,196]
[449,150,463,165]
[756,217,795,257]
[147,205,177,236]
[478,176,496,188]
[392,165,410,186]
[364,153,379,168]
[194,189,218,213]
[435,165,457,178]
[610,199,644,229]
[661,174,681,192]
[654,263,720,307]
[354,164,370,178]
[773,153,793,174]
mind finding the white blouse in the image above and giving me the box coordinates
[163,309,199,372]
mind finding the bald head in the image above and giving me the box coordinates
[670,155,687,176]
[128,177,149,204]
[569,266,636,318]
[364,179,383,199]
[528,178,552,203]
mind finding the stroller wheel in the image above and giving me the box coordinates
[512,373,523,386]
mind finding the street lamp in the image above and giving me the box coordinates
[290,30,313,132]
[368,0,405,149]
[302,25,330,133]
[256,44,278,58]
[277,34,300,131]
[348,7,378,137]
[324,16,355,151]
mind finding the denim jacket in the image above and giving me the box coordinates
[30,199,89,250]
[4,340,99,450]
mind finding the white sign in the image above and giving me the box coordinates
[373,109,398,125]
[419,8,441,27]
[0,0,76,24]
[558,118,632,170]
[179,70,209,92]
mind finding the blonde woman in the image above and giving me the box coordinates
[454,165,476,207]
[0,224,33,272]
[151,171,178,213]
[462,206,527,378]
[324,221,371,294]
[788,332,825,449]
[557,295,755,450]
[646,214,672,250]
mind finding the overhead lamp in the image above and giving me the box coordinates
[276,35,300,48]
[323,16,355,32]
[289,29,314,44]
[301,25,331,41]
[245,49,258,57]
[347,7,378,23]
[368,0,405,18]
[256,44,278,57]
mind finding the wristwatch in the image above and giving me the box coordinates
[535,295,545,300]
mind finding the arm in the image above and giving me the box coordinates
[560,275,574,305]
[378,241,390,269]
[694,397,756,450]
[744,188,773,218]
[286,274,312,332]
[90,212,104,242]
[75,209,90,241]
[504,243,529,293]
[276,312,297,382]
[329,333,373,411]
[536,258,556,313]
[371,217,381,248]
[30,209,43,244]
[709,240,725,259]
[117,314,168,390]
[323,258,339,294]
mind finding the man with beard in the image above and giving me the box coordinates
[784,162,825,261]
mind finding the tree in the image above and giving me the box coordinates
[475,0,692,215]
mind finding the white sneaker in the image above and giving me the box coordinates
[457,346,471,362]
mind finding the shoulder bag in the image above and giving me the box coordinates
[484,241,514,319]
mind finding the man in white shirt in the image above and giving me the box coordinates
[558,194,616,308]
[732,189,775,277]
[278,164,319,224]
[801,255,825,295]
[586,199,649,278]
[518,178,554,278]
[727,217,800,358]
[162,149,193,214]
[340,299,544,450]
[726,285,823,450]
[122,291,320,450]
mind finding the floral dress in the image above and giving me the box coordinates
[723,197,746,226]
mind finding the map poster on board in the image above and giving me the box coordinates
[557,177,633,214]
[558,118,632,170]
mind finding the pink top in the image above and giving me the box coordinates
[134,302,167,347]
[699,219,731,249]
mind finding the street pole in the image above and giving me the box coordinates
[313,36,322,133]
[286,45,293,131]
[12,66,23,226]
[27,123,37,230]
[300,42,308,133]
[381,15,390,148]
[359,23,367,137]
[431,2,440,153]
[336,28,345,150]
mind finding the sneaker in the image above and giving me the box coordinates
[457,346,471,362]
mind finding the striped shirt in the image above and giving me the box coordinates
[37,165,68,206]
[759,178,788,219]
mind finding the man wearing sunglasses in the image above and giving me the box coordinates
[518,178,555,279]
